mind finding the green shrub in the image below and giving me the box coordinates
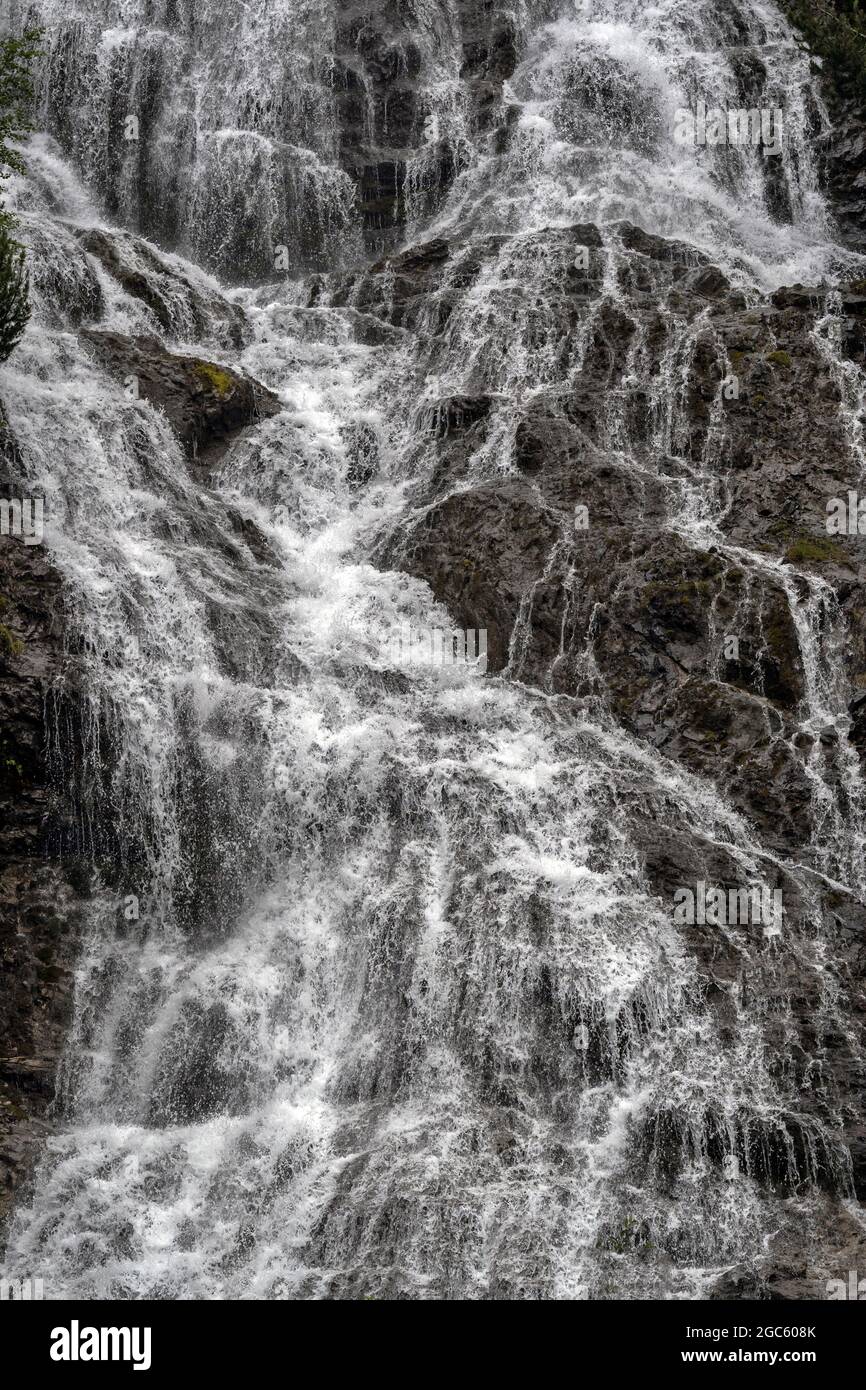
[783,1,866,100]
[0,220,29,360]
[0,27,41,364]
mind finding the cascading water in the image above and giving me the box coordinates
[2,0,866,1298]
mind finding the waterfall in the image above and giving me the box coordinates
[2,0,865,1299]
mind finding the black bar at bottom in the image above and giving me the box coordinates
[1,1296,862,1375]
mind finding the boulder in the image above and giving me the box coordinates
[81,331,281,473]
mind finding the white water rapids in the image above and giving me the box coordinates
[1,0,865,1298]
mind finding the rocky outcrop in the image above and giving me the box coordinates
[0,233,283,1237]
[819,106,866,249]
[76,228,248,349]
[334,216,866,1294]
[780,0,866,249]
[351,224,866,854]
[0,418,83,1241]
[333,1,520,249]
[81,332,282,474]
[4,0,865,1302]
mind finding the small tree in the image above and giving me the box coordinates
[0,28,42,364]
[0,221,29,359]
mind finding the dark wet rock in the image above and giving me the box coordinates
[712,1199,866,1300]
[0,415,85,1240]
[385,476,551,673]
[849,691,866,754]
[332,1,520,249]
[148,1000,251,1127]
[387,472,813,852]
[823,107,866,250]
[353,212,866,1292]
[771,283,828,312]
[355,222,866,804]
[422,393,495,437]
[335,224,607,348]
[617,221,713,269]
[333,236,452,329]
[23,220,104,327]
[77,227,248,349]
[332,2,425,239]
[350,220,866,798]
[798,39,866,252]
[775,2,866,250]
[223,509,283,571]
[342,420,380,487]
[80,332,281,473]
[341,309,409,348]
[460,0,520,133]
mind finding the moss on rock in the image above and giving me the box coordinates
[784,535,846,564]
[766,349,793,368]
[194,361,235,398]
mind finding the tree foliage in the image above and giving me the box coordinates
[784,1,866,101]
[0,27,41,364]
[0,223,29,361]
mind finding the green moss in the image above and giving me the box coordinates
[194,361,234,398]
[0,591,22,655]
[766,349,792,368]
[784,536,845,564]
[0,722,23,781]
[751,393,767,407]
[0,622,23,656]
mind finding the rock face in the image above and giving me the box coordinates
[0,222,281,1234]
[4,0,866,1301]
[333,0,519,248]
[779,0,866,250]
[820,105,866,249]
[75,228,248,348]
[81,332,282,474]
[346,225,866,862]
[23,0,525,279]
[0,421,83,1241]
[333,210,866,1292]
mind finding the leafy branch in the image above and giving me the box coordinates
[0,27,42,364]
